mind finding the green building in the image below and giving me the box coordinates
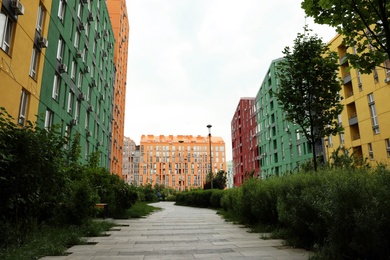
[38,0,115,168]
[256,58,318,178]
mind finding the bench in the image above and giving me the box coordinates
[95,203,108,219]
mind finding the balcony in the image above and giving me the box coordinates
[348,113,358,125]
[343,74,352,84]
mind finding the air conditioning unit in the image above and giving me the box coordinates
[78,92,86,101]
[97,141,102,146]
[11,0,24,15]
[100,94,105,101]
[81,0,88,4]
[76,50,82,58]
[102,51,107,57]
[70,119,78,125]
[95,32,101,39]
[87,105,94,112]
[59,63,67,73]
[78,23,85,31]
[88,12,94,22]
[84,66,90,73]
[87,130,92,137]
[91,79,96,87]
[38,36,48,48]
[384,77,390,83]
[104,82,109,88]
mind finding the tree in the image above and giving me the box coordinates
[301,0,390,73]
[204,170,227,189]
[274,28,344,171]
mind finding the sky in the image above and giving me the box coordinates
[123,0,337,160]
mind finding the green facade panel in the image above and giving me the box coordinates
[39,0,116,168]
[256,58,313,178]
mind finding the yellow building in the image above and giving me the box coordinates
[0,0,51,124]
[326,34,390,166]
[140,135,226,190]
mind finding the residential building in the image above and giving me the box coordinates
[38,0,116,168]
[226,160,233,189]
[231,97,259,186]
[325,34,390,166]
[256,58,316,178]
[0,0,51,124]
[106,0,129,177]
[122,137,140,185]
[140,135,226,190]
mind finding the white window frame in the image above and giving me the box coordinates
[70,60,76,80]
[386,139,390,158]
[44,109,53,130]
[58,0,66,21]
[29,47,39,79]
[67,91,74,114]
[368,93,379,134]
[18,89,29,125]
[368,143,374,160]
[57,38,64,62]
[77,72,82,89]
[36,4,45,34]
[52,74,60,100]
[0,12,14,54]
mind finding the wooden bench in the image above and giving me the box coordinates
[95,203,108,219]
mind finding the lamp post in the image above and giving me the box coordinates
[207,124,213,189]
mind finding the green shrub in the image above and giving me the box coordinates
[210,190,224,208]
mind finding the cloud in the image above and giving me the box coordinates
[124,0,337,160]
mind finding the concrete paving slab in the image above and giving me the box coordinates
[40,201,310,259]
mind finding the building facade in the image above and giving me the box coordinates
[256,58,316,178]
[0,0,51,124]
[106,0,129,177]
[38,0,116,168]
[231,97,259,186]
[122,137,140,185]
[140,135,226,190]
[325,34,390,166]
[226,160,233,189]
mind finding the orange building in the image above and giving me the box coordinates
[140,135,226,190]
[106,0,129,177]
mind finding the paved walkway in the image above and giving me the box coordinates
[41,202,310,260]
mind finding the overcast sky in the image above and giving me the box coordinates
[123,0,337,160]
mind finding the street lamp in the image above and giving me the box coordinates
[207,124,213,189]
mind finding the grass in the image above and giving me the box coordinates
[0,220,115,260]
[125,201,161,218]
[0,202,160,260]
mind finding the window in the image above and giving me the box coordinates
[64,125,70,150]
[384,60,390,78]
[58,0,66,21]
[70,60,76,80]
[52,74,60,100]
[85,112,89,129]
[357,70,362,91]
[368,143,374,160]
[85,141,89,160]
[77,3,83,19]
[18,89,29,125]
[29,48,39,79]
[74,31,79,48]
[74,100,80,121]
[67,91,74,114]
[77,72,82,88]
[57,38,64,61]
[373,67,379,83]
[44,109,53,130]
[386,139,390,158]
[368,93,379,134]
[36,4,45,34]
[0,10,15,54]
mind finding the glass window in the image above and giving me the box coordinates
[70,60,76,80]
[52,74,60,100]
[58,0,66,21]
[77,72,82,89]
[67,91,74,114]
[74,31,79,48]
[29,47,39,79]
[0,11,14,54]
[386,139,390,158]
[44,109,53,130]
[368,143,374,160]
[57,38,64,62]
[36,4,45,34]
[384,60,390,78]
[18,89,29,125]
[368,93,379,134]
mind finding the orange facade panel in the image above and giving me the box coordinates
[140,135,227,190]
